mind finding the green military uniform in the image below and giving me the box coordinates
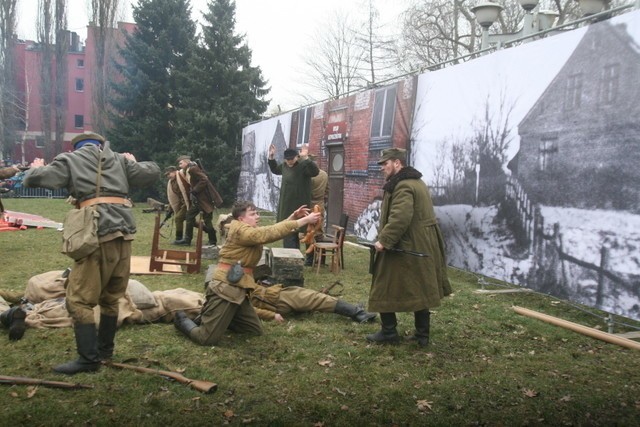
[186,217,299,346]
[370,166,452,312]
[250,285,337,320]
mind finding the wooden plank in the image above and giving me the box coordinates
[474,288,533,294]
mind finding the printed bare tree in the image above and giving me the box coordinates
[89,0,121,135]
[0,0,17,161]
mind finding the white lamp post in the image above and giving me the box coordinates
[473,0,563,50]
[574,0,608,16]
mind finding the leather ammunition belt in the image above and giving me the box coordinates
[217,262,254,274]
[78,197,132,208]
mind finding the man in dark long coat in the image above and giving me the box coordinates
[268,144,319,249]
[367,148,452,346]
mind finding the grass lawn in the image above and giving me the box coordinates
[1,198,639,426]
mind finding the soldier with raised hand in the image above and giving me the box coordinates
[173,201,320,346]
[23,132,160,374]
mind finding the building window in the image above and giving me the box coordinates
[35,136,45,148]
[370,86,397,139]
[538,138,558,172]
[77,58,84,68]
[75,78,84,92]
[564,74,582,110]
[600,64,619,105]
[296,107,312,147]
[74,115,84,128]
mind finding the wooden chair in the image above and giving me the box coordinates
[313,225,345,274]
[317,213,349,269]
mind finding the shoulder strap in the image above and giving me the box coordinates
[95,148,103,198]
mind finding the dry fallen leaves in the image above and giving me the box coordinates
[416,399,433,413]
[523,388,539,398]
[27,386,37,398]
[318,360,334,367]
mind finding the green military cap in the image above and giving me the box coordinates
[176,155,191,163]
[71,132,106,149]
[377,148,406,164]
[164,166,177,176]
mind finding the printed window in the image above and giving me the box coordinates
[296,107,312,147]
[600,64,619,105]
[75,78,84,92]
[564,74,582,109]
[370,86,397,139]
[538,138,558,172]
[77,59,84,68]
[74,115,84,128]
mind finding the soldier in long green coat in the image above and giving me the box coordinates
[367,148,452,346]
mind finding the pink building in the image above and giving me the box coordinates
[11,22,135,163]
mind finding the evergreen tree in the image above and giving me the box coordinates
[109,0,197,174]
[175,0,269,205]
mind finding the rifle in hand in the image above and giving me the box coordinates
[160,210,173,228]
[105,361,217,394]
[0,375,93,390]
[358,240,430,274]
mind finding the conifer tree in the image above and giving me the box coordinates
[109,0,196,171]
[175,0,269,205]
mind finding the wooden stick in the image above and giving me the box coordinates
[513,306,640,351]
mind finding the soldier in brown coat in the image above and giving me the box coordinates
[367,148,452,346]
[174,155,223,246]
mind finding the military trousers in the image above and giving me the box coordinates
[66,237,131,324]
[277,286,337,315]
[184,205,213,240]
[173,204,186,237]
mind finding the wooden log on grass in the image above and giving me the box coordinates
[513,306,640,351]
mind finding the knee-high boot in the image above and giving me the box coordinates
[53,323,100,375]
[407,309,430,347]
[366,312,400,344]
[97,314,118,361]
[334,300,377,323]
[173,311,197,338]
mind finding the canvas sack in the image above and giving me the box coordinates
[61,206,100,260]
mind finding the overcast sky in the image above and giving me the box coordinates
[15,0,407,112]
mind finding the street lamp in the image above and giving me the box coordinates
[472,0,560,50]
[574,0,609,16]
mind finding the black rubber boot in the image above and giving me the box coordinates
[53,323,100,375]
[206,228,217,246]
[366,312,400,344]
[171,231,184,245]
[174,311,197,337]
[304,253,314,267]
[406,309,430,347]
[173,237,191,246]
[0,306,27,341]
[334,300,377,323]
[97,314,118,361]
